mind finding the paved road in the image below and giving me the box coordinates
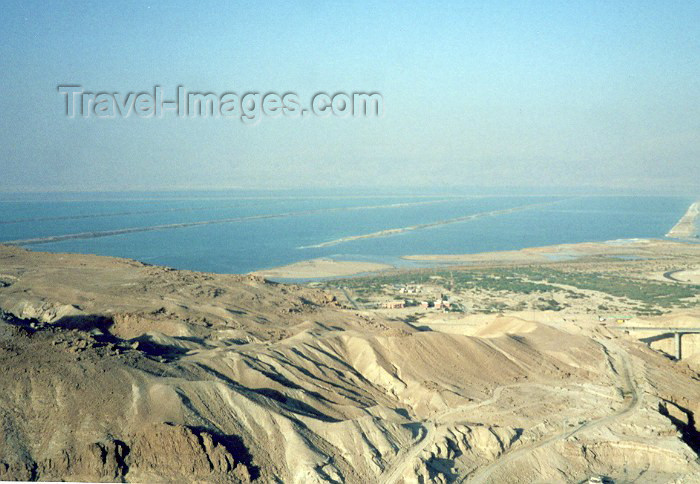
[341,287,360,310]
[663,269,684,282]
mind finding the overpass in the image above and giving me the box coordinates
[608,326,700,360]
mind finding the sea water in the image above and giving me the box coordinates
[0,193,692,275]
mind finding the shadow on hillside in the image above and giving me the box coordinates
[188,426,261,480]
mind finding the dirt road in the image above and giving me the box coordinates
[464,339,640,483]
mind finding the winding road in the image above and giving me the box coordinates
[663,269,685,283]
[380,383,543,484]
[464,340,640,483]
[379,339,640,484]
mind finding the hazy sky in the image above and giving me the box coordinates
[1,1,698,193]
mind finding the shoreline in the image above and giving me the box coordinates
[252,238,699,279]
[5,237,699,281]
[250,258,394,279]
[666,201,700,239]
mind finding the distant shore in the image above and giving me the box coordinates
[667,201,700,239]
[251,238,699,279]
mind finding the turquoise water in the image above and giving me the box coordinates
[0,193,692,274]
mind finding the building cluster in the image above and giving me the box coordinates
[420,295,452,310]
[397,285,422,295]
[383,300,407,309]
[382,293,457,311]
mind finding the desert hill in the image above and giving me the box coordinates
[0,245,699,482]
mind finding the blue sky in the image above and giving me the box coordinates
[1,1,698,193]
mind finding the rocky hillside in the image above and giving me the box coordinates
[0,245,698,482]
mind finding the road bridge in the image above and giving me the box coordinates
[608,326,700,360]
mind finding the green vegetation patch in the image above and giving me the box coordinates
[510,267,699,307]
[325,266,699,309]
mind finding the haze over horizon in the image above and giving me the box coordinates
[1,1,698,194]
